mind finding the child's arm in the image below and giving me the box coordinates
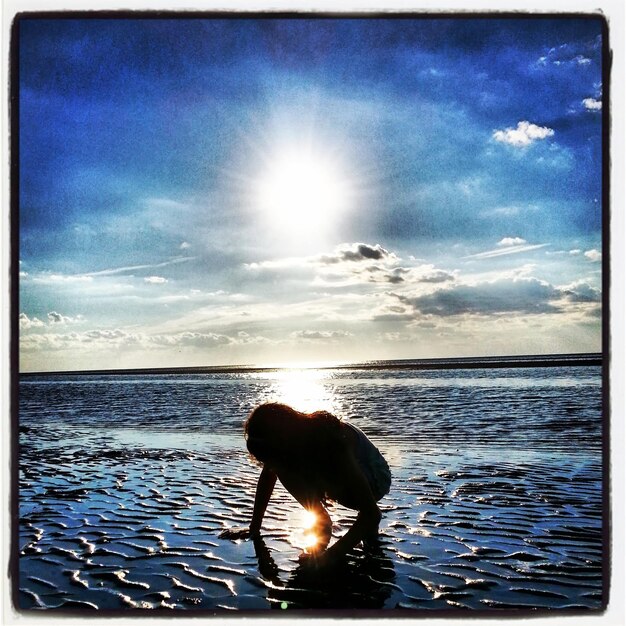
[250,465,277,536]
[219,465,277,540]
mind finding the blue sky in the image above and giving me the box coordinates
[18,16,605,372]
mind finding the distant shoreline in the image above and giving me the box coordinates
[19,353,603,377]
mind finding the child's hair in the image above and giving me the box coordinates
[244,403,342,467]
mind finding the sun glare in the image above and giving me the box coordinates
[289,508,320,551]
[255,148,351,239]
[264,369,338,414]
[302,510,317,529]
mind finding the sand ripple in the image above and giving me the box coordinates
[18,367,604,612]
[18,426,604,612]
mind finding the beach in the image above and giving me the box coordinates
[17,362,605,612]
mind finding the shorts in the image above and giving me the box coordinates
[345,422,392,501]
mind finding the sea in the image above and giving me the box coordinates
[17,355,606,612]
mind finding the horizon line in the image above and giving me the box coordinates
[19,352,603,377]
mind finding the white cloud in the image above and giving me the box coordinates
[21,311,84,330]
[315,244,457,287]
[150,331,232,347]
[33,273,93,284]
[144,276,168,284]
[582,97,602,111]
[560,280,601,303]
[498,237,527,247]
[570,249,582,255]
[19,313,45,330]
[584,249,602,262]
[180,241,191,249]
[291,330,352,341]
[47,311,82,325]
[535,40,600,69]
[381,265,455,286]
[245,243,457,292]
[21,329,209,352]
[493,121,555,147]
[245,256,309,271]
[235,331,273,345]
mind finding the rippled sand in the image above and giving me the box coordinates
[18,423,604,612]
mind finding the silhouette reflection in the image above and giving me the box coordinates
[252,535,396,610]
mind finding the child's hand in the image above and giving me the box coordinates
[218,526,253,540]
[297,548,337,572]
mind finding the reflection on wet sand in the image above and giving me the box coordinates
[252,534,396,610]
[18,366,604,611]
[288,509,328,553]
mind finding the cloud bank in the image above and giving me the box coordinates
[396,277,600,318]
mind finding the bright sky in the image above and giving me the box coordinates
[17,16,605,372]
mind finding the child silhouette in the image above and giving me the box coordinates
[222,403,391,566]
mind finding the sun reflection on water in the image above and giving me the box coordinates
[302,533,319,551]
[263,368,339,414]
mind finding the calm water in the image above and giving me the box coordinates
[18,364,606,612]
[20,365,603,451]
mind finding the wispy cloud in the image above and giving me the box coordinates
[465,243,548,260]
[535,36,601,68]
[142,197,191,210]
[480,205,539,218]
[84,256,194,277]
[31,257,195,284]
[33,274,93,284]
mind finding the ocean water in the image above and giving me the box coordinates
[18,363,605,612]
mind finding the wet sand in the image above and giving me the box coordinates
[17,424,604,613]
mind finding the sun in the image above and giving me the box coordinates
[254,147,351,239]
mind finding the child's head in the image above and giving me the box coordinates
[244,403,341,467]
